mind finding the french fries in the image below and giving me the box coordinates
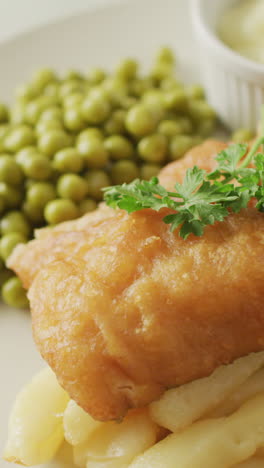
[149,351,264,432]
[3,367,69,466]
[234,456,264,468]
[64,399,102,446]
[129,392,264,468]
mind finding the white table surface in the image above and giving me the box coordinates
[0,0,118,42]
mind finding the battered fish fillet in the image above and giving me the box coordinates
[8,140,264,421]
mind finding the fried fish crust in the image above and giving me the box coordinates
[8,140,264,421]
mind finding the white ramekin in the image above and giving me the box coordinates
[191,0,264,131]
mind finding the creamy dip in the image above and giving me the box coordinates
[218,0,264,64]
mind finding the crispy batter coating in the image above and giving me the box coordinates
[8,140,264,421]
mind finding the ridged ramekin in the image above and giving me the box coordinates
[191,0,264,131]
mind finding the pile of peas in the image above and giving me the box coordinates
[0,47,221,309]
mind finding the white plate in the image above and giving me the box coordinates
[0,0,198,466]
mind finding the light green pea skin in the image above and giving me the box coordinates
[44,198,79,224]
[15,146,39,165]
[79,198,97,215]
[10,104,26,125]
[104,109,126,135]
[25,96,58,124]
[19,153,52,180]
[188,100,216,122]
[77,128,104,142]
[176,117,193,135]
[82,95,111,124]
[64,107,86,132]
[85,170,111,200]
[0,155,24,185]
[4,125,35,153]
[65,70,84,81]
[0,103,9,123]
[63,92,84,108]
[0,124,10,140]
[89,68,107,84]
[15,83,41,102]
[150,62,173,82]
[232,128,255,143]
[110,160,140,185]
[140,163,161,180]
[186,84,205,100]
[0,182,22,208]
[170,135,194,160]
[104,135,134,160]
[57,174,88,202]
[163,89,188,111]
[155,46,175,65]
[44,82,60,99]
[119,96,138,110]
[0,232,27,261]
[196,119,216,137]
[138,134,168,163]
[35,119,63,137]
[39,106,63,122]
[2,276,29,309]
[102,78,127,106]
[59,80,84,99]
[115,59,138,80]
[31,68,57,90]
[160,77,183,91]
[125,104,157,137]
[77,137,109,169]
[26,182,56,209]
[129,78,153,98]
[158,120,182,138]
[53,148,83,173]
[0,211,31,237]
[38,130,71,158]
[23,200,45,225]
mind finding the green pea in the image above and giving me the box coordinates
[15,146,39,165]
[77,137,109,169]
[59,80,84,99]
[44,82,60,99]
[23,201,45,225]
[138,134,168,163]
[4,125,35,153]
[79,198,97,215]
[0,232,27,261]
[232,128,255,143]
[32,68,56,90]
[15,83,40,102]
[53,148,83,173]
[188,100,216,122]
[196,119,216,137]
[102,77,127,104]
[0,103,9,123]
[64,107,85,132]
[26,182,56,209]
[186,84,205,100]
[104,109,126,135]
[115,59,138,80]
[20,152,52,180]
[158,120,182,137]
[77,128,104,142]
[150,63,173,82]
[89,68,107,84]
[0,268,14,287]
[57,174,88,202]
[63,92,84,108]
[160,77,183,91]
[119,96,138,110]
[25,96,58,124]
[2,276,29,309]
[35,119,63,137]
[0,183,22,208]
[155,46,175,65]
[163,89,188,111]
[39,106,63,122]
[0,211,31,237]
[0,155,23,185]
[110,160,139,185]
[170,135,194,160]
[85,170,111,200]
[176,117,193,135]
[65,70,84,81]
[82,95,111,124]
[0,124,10,140]
[125,104,157,137]
[10,104,26,125]
[38,130,70,158]
[140,163,161,180]
[44,199,79,224]
[104,135,134,160]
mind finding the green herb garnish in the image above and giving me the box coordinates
[104,126,264,240]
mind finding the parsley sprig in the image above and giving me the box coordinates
[104,131,264,239]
